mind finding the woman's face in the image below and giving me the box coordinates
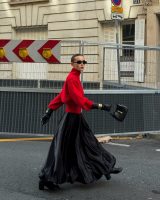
[71,55,87,72]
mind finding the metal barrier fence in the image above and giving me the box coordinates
[1,41,160,135]
[1,40,160,90]
[103,43,160,90]
[0,89,160,135]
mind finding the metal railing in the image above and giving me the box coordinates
[1,40,160,135]
[1,40,160,90]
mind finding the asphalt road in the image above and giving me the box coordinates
[0,137,159,200]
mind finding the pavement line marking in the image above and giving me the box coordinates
[107,142,130,147]
[0,136,134,143]
[155,149,160,152]
[111,136,142,140]
[0,137,53,142]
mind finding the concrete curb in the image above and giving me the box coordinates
[0,132,160,141]
[96,132,160,141]
[142,132,160,140]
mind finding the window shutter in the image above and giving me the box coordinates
[134,18,145,82]
[103,25,118,81]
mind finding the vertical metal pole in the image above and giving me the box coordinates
[102,46,105,89]
[115,19,121,85]
[38,80,40,88]
[80,40,84,85]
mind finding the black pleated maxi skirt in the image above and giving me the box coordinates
[39,113,116,184]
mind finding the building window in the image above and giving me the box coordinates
[121,23,135,61]
[9,0,49,5]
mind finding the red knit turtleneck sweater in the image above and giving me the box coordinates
[48,68,93,114]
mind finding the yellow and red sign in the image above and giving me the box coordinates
[0,39,61,63]
[111,0,123,19]
[111,0,122,6]
[111,6,123,13]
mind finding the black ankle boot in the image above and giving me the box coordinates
[39,180,60,190]
[105,174,111,180]
[39,180,45,190]
[110,167,123,174]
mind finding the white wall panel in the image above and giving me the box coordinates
[134,18,145,82]
[48,28,98,39]
[0,26,12,33]
[103,24,118,81]
[45,11,97,24]
[48,20,98,31]
[0,63,12,79]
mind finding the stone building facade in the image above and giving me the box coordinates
[0,0,160,88]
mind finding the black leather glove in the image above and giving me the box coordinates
[112,104,128,122]
[41,108,53,125]
[92,103,112,112]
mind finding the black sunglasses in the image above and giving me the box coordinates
[73,60,87,64]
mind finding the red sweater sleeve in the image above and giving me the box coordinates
[48,93,63,110]
[67,79,93,111]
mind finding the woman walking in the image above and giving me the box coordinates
[39,54,126,190]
